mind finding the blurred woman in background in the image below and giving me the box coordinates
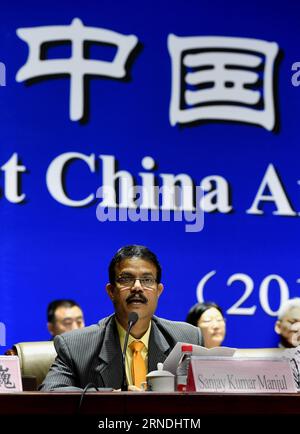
[186,302,226,348]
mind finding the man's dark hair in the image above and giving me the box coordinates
[186,302,223,326]
[109,245,162,284]
[47,299,81,323]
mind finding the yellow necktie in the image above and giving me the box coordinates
[129,340,147,388]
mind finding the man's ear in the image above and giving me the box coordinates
[157,283,164,297]
[106,283,115,301]
[274,320,282,335]
[47,322,55,336]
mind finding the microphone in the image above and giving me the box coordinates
[121,311,139,391]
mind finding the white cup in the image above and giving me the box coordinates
[146,363,175,392]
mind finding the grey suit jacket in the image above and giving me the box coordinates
[40,314,203,391]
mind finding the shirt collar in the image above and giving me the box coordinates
[116,317,152,351]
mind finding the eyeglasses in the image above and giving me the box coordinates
[199,318,226,325]
[115,276,157,289]
[281,319,300,328]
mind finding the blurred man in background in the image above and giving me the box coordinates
[275,298,300,348]
[47,299,85,337]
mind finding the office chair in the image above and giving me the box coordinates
[6,341,57,390]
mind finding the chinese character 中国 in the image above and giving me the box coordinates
[16,18,138,121]
[168,35,279,131]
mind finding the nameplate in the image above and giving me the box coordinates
[187,357,297,393]
[0,356,23,392]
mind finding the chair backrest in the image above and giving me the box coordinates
[234,348,284,358]
[13,341,57,387]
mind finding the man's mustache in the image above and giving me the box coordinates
[126,293,148,304]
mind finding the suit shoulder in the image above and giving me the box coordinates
[153,316,202,344]
[54,316,112,349]
[154,316,198,332]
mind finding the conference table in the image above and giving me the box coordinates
[1,391,300,415]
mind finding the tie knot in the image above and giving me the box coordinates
[130,340,145,353]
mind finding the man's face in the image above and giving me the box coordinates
[275,306,300,347]
[48,306,85,336]
[106,257,163,327]
[197,307,226,349]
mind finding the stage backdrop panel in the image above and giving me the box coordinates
[1,0,300,352]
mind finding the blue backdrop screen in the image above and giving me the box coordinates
[1,0,300,351]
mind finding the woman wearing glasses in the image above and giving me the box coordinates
[186,302,226,348]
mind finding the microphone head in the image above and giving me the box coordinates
[128,311,139,326]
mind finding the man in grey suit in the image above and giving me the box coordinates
[40,245,203,391]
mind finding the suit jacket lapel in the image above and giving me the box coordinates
[97,316,123,389]
[148,319,171,372]
[97,315,172,387]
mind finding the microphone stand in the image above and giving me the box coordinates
[121,312,138,391]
